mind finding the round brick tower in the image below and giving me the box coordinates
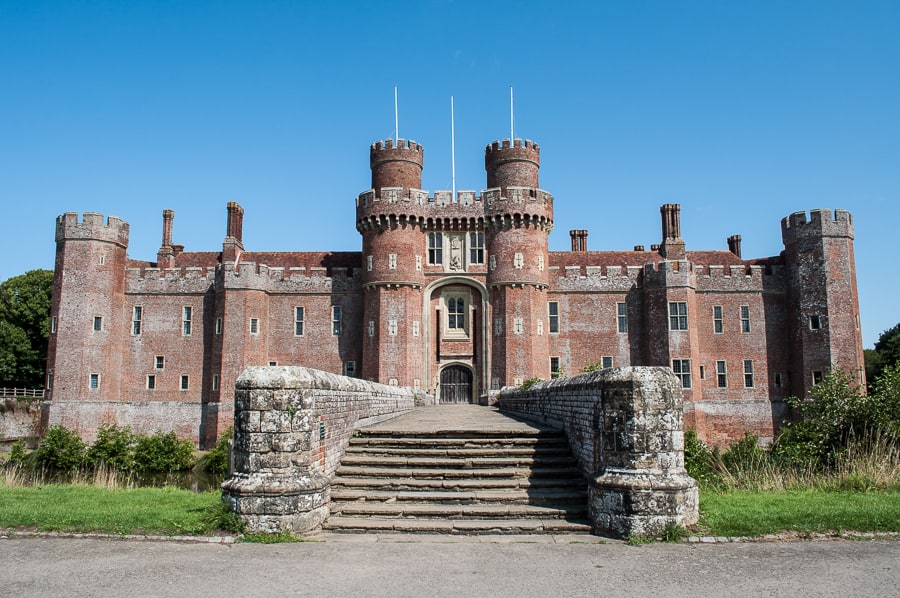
[484,139,553,387]
[357,139,427,386]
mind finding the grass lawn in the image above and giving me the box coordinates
[698,489,900,537]
[0,485,224,536]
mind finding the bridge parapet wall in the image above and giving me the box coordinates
[498,367,698,538]
[222,366,418,534]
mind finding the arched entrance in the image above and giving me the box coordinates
[440,365,473,404]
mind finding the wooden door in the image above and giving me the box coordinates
[440,365,472,404]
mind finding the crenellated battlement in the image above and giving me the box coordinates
[126,266,216,294]
[484,138,540,159]
[56,212,130,247]
[781,208,854,244]
[371,138,423,154]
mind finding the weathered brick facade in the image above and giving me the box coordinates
[45,137,865,447]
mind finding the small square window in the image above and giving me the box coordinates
[809,315,822,330]
[146,375,156,390]
[89,373,100,389]
[343,361,357,378]
[93,316,103,332]
[155,356,165,370]
[180,375,190,390]
[602,356,613,369]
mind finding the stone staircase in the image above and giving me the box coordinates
[323,427,592,534]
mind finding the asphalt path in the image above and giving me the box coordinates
[1,535,897,597]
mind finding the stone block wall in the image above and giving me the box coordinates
[498,367,699,538]
[0,399,47,446]
[222,366,416,534]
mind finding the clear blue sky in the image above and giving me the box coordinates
[1,1,897,347]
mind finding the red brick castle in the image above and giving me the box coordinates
[46,137,865,447]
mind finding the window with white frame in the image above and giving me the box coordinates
[180,375,190,390]
[669,302,688,330]
[268,361,277,366]
[469,232,484,264]
[155,355,165,370]
[146,375,156,390]
[295,307,304,336]
[812,370,824,385]
[51,316,57,334]
[250,318,259,334]
[343,361,357,378]
[602,356,613,369]
[212,374,219,391]
[389,253,397,270]
[809,315,822,330]
[89,373,100,389]
[513,253,524,269]
[428,232,443,265]
[332,306,342,335]
[550,357,562,378]
[744,359,754,387]
[215,317,222,335]
[132,306,142,335]
[740,305,751,333]
[617,302,628,333]
[368,320,375,337]
[93,316,103,332]
[672,359,691,388]
[548,301,559,333]
[716,360,727,388]
[182,306,192,335]
[447,297,465,330]
[713,305,723,334]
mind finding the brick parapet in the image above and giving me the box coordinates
[498,367,699,538]
[781,208,854,244]
[55,212,129,247]
[222,366,416,534]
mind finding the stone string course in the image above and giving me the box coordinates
[222,366,418,534]
[498,367,699,538]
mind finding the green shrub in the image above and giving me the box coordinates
[87,423,136,471]
[683,428,721,488]
[518,377,543,391]
[721,433,766,471]
[196,426,232,475]
[134,431,195,473]
[34,425,87,471]
[7,439,27,464]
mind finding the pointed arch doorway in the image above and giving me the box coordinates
[439,364,473,404]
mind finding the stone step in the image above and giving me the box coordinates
[334,465,583,479]
[343,446,573,458]
[356,430,562,440]
[331,476,585,491]
[323,516,593,535]
[338,455,577,469]
[329,488,588,505]
[348,437,570,449]
[330,502,587,520]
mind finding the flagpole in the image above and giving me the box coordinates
[510,86,514,142]
[394,86,399,144]
[451,96,456,200]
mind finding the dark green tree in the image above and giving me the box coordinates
[0,269,54,388]
[869,323,900,383]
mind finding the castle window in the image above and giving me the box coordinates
[332,306,342,335]
[514,253,524,269]
[602,356,613,369]
[368,320,375,337]
[295,307,304,336]
[713,305,723,334]
[366,255,373,271]
[774,372,783,389]
[46,370,53,390]
[548,302,559,333]
[812,370,824,385]
[180,375,189,390]
[99,255,105,266]
[740,306,751,333]
[669,302,688,331]
[672,359,691,389]
[215,318,222,335]
[343,361,356,378]
[416,255,422,271]
[428,232,443,265]
[744,359,754,388]
[146,375,156,390]
[550,357,562,378]
[155,356,165,370]
[469,232,484,264]
[716,360,727,388]
[182,306,192,336]
[93,316,103,332]
[89,373,100,389]
[699,365,706,380]
[389,254,397,270]
[250,318,259,334]
[447,297,465,330]
[617,302,628,333]
[413,321,420,337]
[489,255,496,271]
[389,320,398,335]
[51,316,57,334]
[514,318,523,335]
[494,317,503,336]
[268,361,277,366]
[212,375,219,391]
[809,315,822,330]
[132,306,142,335]
[537,319,544,336]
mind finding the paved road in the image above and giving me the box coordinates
[2,535,897,597]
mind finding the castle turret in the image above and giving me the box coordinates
[47,213,129,414]
[484,139,553,387]
[782,209,864,398]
